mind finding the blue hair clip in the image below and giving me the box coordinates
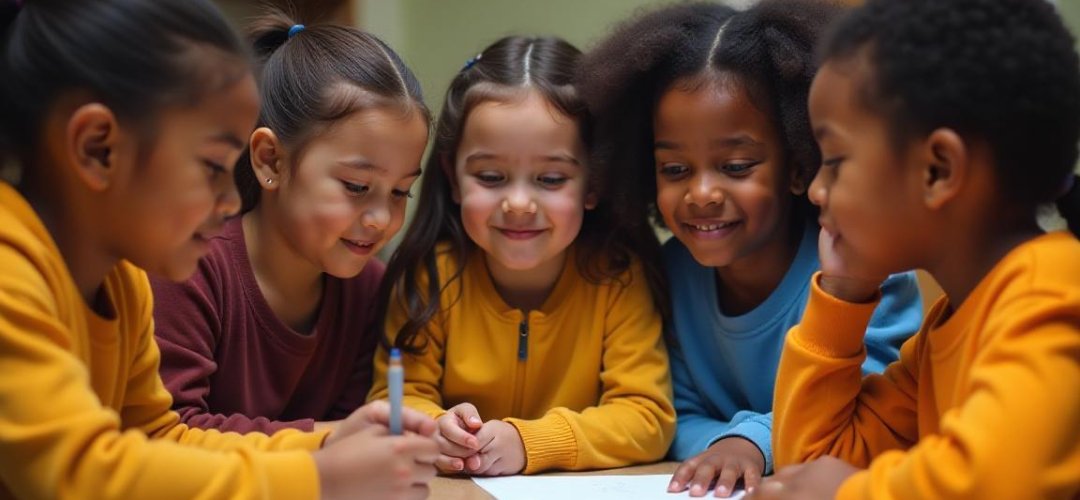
[288,24,305,39]
[462,52,483,71]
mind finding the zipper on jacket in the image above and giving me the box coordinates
[517,319,529,360]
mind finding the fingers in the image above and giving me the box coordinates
[435,453,466,474]
[687,461,719,497]
[392,433,440,464]
[742,466,763,495]
[669,458,699,492]
[466,450,499,476]
[437,413,480,450]
[448,403,484,431]
[401,407,437,437]
[712,463,741,498]
[744,476,783,500]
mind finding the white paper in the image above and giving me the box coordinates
[472,474,745,500]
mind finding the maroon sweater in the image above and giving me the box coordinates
[150,218,383,434]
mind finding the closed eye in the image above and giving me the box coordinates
[721,161,759,176]
[658,163,689,178]
[342,181,369,196]
[537,175,568,187]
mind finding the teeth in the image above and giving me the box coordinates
[690,222,733,231]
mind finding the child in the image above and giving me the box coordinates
[756,0,1080,498]
[149,10,429,434]
[366,36,676,476]
[0,1,437,498]
[579,1,923,496]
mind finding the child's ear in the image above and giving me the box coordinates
[67,103,120,191]
[249,127,284,190]
[441,152,461,204]
[584,191,599,210]
[920,128,968,210]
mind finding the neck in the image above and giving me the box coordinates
[713,217,802,316]
[926,216,1042,314]
[485,250,567,312]
[243,207,324,332]
[21,172,118,314]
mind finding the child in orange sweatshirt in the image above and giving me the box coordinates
[754,0,1080,499]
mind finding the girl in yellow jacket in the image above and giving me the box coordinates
[368,35,676,476]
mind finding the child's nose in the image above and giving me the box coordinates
[684,173,725,207]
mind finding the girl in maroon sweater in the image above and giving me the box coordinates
[150,9,430,434]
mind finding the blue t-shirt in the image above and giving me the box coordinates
[665,225,923,473]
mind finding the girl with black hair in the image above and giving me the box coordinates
[580,1,923,495]
[0,0,437,498]
[761,0,1080,498]
[150,8,429,439]
[367,35,676,476]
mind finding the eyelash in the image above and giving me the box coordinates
[657,162,758,178]
[203,160,227,178]
[822,157,845,169]
[343,181,413,200]
[474,173,569,187]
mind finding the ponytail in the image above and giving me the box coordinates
[1057,173,1080,237]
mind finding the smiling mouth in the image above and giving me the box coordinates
[497,228,545,240]
[341,238,376,254]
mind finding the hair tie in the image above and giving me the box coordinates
[288,24,305,39]
[462,52,483,71]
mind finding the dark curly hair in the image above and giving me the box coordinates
[821,0,1080,236]
[579,0,843,249]
[379,36,670,354]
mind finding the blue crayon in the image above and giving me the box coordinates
[389,348,403,435]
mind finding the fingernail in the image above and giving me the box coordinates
[668,481,679,492]
[470,416,481,424]
[454,460,463,470]
[691,485,704,496]
[717,485,728,496]
[747,486,755,494]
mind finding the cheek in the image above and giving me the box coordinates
[654,179,682,224]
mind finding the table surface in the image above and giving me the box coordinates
[430,461,680,500]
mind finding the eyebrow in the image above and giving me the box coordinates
[463,152,581,167]
[209,132,246,150]
[337,159,422,178]
[654,135,764,150]
[813,125,832,142]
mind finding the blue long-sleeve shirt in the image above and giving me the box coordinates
[664,225,923,473]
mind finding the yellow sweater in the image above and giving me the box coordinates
[0,183,327,500]
[773,232,1080,499]
[369,246,675,473]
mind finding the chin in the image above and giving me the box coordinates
[146,260,200,282]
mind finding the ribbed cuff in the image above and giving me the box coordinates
[264,450,321,499]
[795,273,881,358]
[505,413,577,474]
[273,428,330,451]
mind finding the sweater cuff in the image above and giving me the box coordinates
[505,413,577,474]
[272,428,330,451]
[264,450,321,499]
[794,273,881,358]
[836,470,869,500]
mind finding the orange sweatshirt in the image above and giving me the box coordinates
[773,232,1080,499]
[369,246,675,473]
[0,183,327,499]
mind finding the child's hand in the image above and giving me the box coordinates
[744,456,858,500]
[434,403,484,473]
[668,437,765,497]
[325,400,437,447]
[463,419,526,476]
[313,424,439,500]
[816,226,885,303]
